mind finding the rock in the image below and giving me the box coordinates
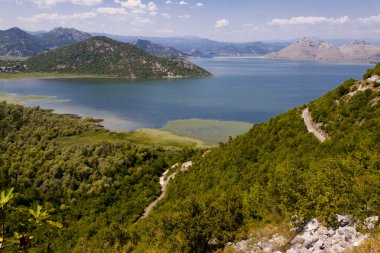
[335,214,352,227]
[228,215,375,253]
[180,161,193,172]
[291,235,305,245]
[363,216,379,229]
[304,219,320,232]
[367,75,380,83]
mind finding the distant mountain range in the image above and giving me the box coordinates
[2,27,380,61]
[132,39,189,58]
[94,33,290,57]
[0,27,288,58]
[0,27,91,57]
[267,38,380,62]
[25,36,211,78]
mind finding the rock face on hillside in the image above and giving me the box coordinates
[228,215,378,253]
[25,36,211,78]
[37,27,92,49]
[0,27,42,57]
[267,38,380,61]
[0,27,92,57]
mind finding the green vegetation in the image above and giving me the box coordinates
[24,36,211,79]
[0,72,116,80]
[56,129,208,149]
[128,70,380,251]
[0,188,62,252]
[2,65,380,252]
[0,93,53,104]
[0,102,198,252]
[363,62,380,79]
[162,119,253,145]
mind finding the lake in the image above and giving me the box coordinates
[0,58,371,131]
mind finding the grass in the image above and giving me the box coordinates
[162,119,253,145]
[353,232,380,253]
[0,93,53,104]
[0,72,120,81]
[56,129,208,149]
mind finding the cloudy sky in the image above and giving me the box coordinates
[1,0,380,42]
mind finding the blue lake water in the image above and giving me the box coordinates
[0,58,372,130]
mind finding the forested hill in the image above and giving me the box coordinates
[2,63,380,252]
[130,64,380,251]
[25,36,211,78]
[0,102,197,252]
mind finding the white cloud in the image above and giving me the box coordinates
[161,13,171,18]
[32,0,65,8]
[165,0,171,3]
[215,18,230,28]
[71,0,102,5]
[268,16,349,26]
[96,7,127,15]
[19,12,97,22]
[118,0,157,15]
[179,1,188,5]
[196,2,203,7]
[32,0,102,7]
[178,14,190,19]
[357,15,380,24]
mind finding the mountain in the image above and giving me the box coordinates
[0,27,92,57]
[0,27,43,57]
[95,33,290,57]
[25,36,211,78]
[268,38,380,61]
[340,40,380,61]
[132,39,189,57]
[37,27,92,49]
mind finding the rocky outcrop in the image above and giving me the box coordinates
[228,215,379,253]
[267,38,380,62]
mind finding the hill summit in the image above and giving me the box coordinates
[267,38,380,61]
[25,36,211,78]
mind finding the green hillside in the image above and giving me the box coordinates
[130,67,380,251]
[1,65,380,252]
[25,36,211,78]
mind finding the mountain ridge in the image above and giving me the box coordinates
[24,36,211,78]
[267,38,380,61]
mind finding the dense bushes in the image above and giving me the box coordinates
[129,77,380,252]
[0,102,192,252]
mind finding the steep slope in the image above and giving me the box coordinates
[268,38,380,61]
[130,65,380,252]
[340,40,380,61]
[132,39,189,57]
[25,36,211,78]
[37,27,92,49]
[0,27,43,57]
[267,38,344,60]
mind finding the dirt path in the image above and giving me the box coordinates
[302,108,330,142]
[139,161,193,220]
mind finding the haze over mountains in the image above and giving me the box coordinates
[0,27,289,58]
[267,38,380,61]
[0,27,91,57]
[1,27,380,62]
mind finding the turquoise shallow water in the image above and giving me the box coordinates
[0,58,371,131]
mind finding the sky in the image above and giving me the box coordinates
[1,0,380,42]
